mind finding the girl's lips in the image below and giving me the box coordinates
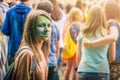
[43,34,50,36]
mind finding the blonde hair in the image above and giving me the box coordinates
[64,7,83,39]
[68,7,83,24]
[82,5,107,37]
[16,10,52,62]
[104,0,120,25]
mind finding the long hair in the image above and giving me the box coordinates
[16,10,52,62]
[82,5,107,37]
[64,7,83,39]
[104,0,120,25]
[68,7,83,24]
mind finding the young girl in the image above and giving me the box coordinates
[62,7,83,80]
[12,10,52,80]
[83,1,120,80]
[77,5,115,80]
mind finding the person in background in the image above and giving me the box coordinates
[63,2,73,39]
[0,0,9,79]
[49,0,63,79]
[35,0,53,14]
[83,0,120,80]
[62,7,83,80]
[0,16,7,80]
[57,2,67,79]
[75,0,85,14]
[77,5,115,80]
[4,0,16,7]
[4,0,20,8]
[0,0,9,21]
[35,1,60,80]
[1,0,33,66]
[12,10,52,80]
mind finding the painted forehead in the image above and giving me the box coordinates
[37,15,51,23]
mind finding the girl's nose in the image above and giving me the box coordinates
[44,26,49,32]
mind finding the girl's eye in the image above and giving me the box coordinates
[39,23,51,27]
[47,24,51,27]
[43,23,46,27]
[39,24,42,27]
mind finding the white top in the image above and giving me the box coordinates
[54,9,67,47]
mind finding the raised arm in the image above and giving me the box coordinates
[84,26,118,48]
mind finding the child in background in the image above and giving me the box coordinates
[77,5,115,80]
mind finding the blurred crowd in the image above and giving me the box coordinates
[0,0,120,80]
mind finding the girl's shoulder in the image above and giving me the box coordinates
[107,19,119,28]
[16,46,34,60]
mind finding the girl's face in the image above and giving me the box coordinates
[36,16,51,40]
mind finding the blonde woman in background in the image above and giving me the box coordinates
[77,5,115,80]
[62,7,84,80]
[83,0,120,80]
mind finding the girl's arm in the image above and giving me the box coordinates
[84,26,118,48]
[76,41,82,66]
[56,40,60,60]
[108,42,116,63]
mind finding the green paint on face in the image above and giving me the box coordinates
[36,15,51,40]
